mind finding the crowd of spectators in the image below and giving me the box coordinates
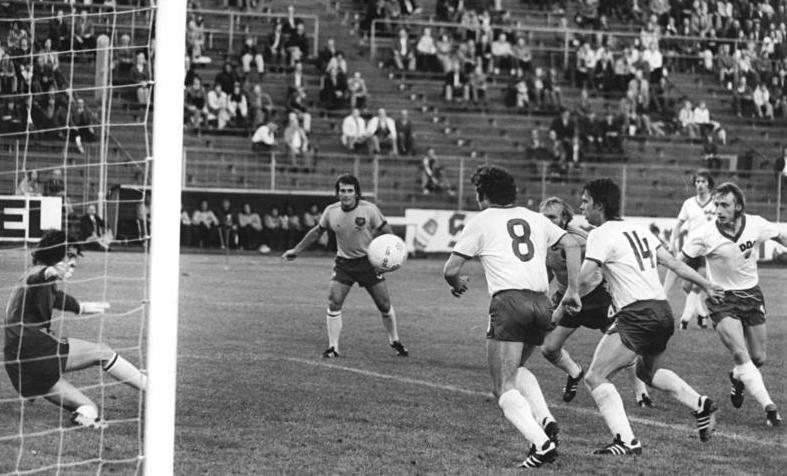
[180,199,326,252]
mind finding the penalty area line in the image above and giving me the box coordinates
[246,353,787,450]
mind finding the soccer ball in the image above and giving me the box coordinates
[367,234,407,273]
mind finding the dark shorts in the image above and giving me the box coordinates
[552,284,614,331]
[606,300,674,355]
[487,289,552,345]
[706,286,766,328]
[332,256,385,288]
[5,330,69,398]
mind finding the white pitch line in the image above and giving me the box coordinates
[196,352,787,450]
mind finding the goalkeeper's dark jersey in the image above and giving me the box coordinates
[4,266,80,343]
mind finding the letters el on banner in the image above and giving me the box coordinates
[0,196,63,241]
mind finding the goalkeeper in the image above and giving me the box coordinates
[4,230,147,428]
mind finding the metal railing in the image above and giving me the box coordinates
[182,148,785,221]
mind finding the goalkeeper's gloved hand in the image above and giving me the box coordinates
[80,302,111,315]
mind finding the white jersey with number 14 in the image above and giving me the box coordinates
[585,220,666,310]
[452,206,566,296]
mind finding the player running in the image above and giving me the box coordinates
[443,166,582,469]
[539,197,654,408]
[666,169,717,329]
[681,182,787,426]
[4,230,147,429]
[576,178,724,455]
[282,174,408,358]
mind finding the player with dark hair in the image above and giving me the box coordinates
[666,169,716,329]
[443,166,582,468]
[577,178,724,454]
[681,182,787,427]
[4,230,147,428]
[282,174,408,358]
[538,197,653,408]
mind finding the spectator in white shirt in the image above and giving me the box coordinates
[251,120,277,150]
[415,27,438,72]
[692,100,724,142]
[753,83,774,119]
[678,100,699,138]
[366,108,398,155]
[490,32,514,75]
[341,108,368,151]
[206,83,230,129]
[642,43,664,84]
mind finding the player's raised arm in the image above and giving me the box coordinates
[442,253,470,298]
[282,225,326,260]
[656,247,723,301]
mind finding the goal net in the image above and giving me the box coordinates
[0,1,182,474]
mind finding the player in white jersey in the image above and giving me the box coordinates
[443,166,582,469]
[667,170,717,329]
[576,178,724,455]
[538,197,654,408]
[681,182,787,427]
[282,175,408,358]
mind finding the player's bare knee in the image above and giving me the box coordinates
[327,298,343,312]
[541,344,560,363]
[635,359,654,386]
[584,369,603,390]
[378,301,392,315]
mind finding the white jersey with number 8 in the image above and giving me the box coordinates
[585,220,666,310]
[452,206,566,296]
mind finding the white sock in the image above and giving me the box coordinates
[103,353,147,390]
[734,361,774,409]
[651,368,702,411]
[498,389,550,447]
[590,383,636,443]
[326,309,342,351]
[516,367,554,426]
[549,348,582,378]
[680,292,699,322]
[380,306,400,344]
[696,290,709,316]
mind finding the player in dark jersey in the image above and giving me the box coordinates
[4,230,147,428]
[539,197,654,408]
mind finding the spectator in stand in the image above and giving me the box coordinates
[180,205,192,247]
[491,32,514,76]
[771,75,787,118]
[44,168,65,198]
[238,202,263,251]
[435,33,455,74]
[367,108,398,155]
[468,62,488,104]
[643,42,664,84]
[6,21,28,53]
[207,83,231,129]
[215,63,240,99]
[550,108,574,156]
[217,199,237,249]
[228,81,249,128]
[114,34,134,85]
[525,129,550,161]
[288,61,305,93]
[399,0,420,16]
[444,59,468,102]
[0,99,26,134]
[130,52,151,105]
[186,16,210,64]
[80,204,112,252]
[0,48,17,95]
[16,170,40,196]
[263,206,284,250]
[511,69,530,111]
[678,100,700,138]
[415,27,438,72]
[251,118,278,151]
[325,51,348,77]
[184,76,208,129]
[192,200,220,248]
[395,109,414,156]
[74,11,95,52]
[512,36,533,73]
[317,38,338,73]
[240,35,265,76]
[248,83,274,126]
[282,5,304,36]
[283,112,312,168]
[600,108,623,153]
[341,108,368,151]
[702,133,722,170]
[48,9,69,51]
[392,28,416,71]
[347,71,369,111]
[319,68,348,110]
[71,98,96,154]
[717,43,735,89]
[692,100,724,142]
[286,86,312,132]
[420,147,455,195]
[733,75,754,117]
[753,83,775,119]
[457,39,478,75]
[266,22,286,71]
[476,32,494,75]
[285,23,310,66]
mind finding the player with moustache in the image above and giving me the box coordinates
[539,197,654,408]
[283,174,408,358]
[576,178,724,455]
[443,166,582,469]
[681,182,787,427]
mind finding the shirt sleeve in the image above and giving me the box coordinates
[541,214,567,248]
[676,200,689,223]
[54,290,81,314]
[681,228,708,259]
[754,215,781,242]
[452,215,482,259]
[584,228,608,265]
[368,204,386,230]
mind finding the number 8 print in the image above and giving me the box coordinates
[506,219,535,262]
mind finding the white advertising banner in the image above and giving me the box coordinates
[403,209,787,261]
[0,196,63,241]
